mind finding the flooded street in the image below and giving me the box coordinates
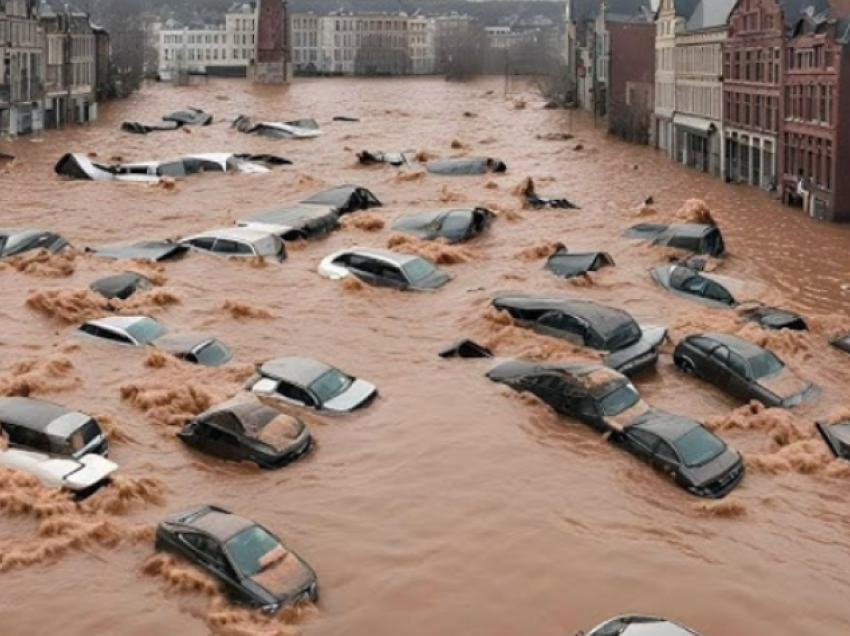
[2,76,850,636]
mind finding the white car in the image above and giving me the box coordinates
[180,227,287,261]
[0,447,117,497]
[318,246,451,291]
[576,615,703,636]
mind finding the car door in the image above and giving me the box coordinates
[653,438,680,477]
[187,237,215,253]
[622,427,660,464]
[181,533,248,602]
[346,254,380,285]
[725,350,755,401]
[576,397,604,430]
[378,262,409,290]
[703,344,733,392]
[199,421,246,462]
[275,381,318,409]
[533,311,587,345]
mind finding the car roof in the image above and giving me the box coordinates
[152,332,213,354]
[693,332,769,360]
[0,397,77,433]
[259,356,333,386]
[489,360,627,396]
[629,410,700,441]
[494,295,634,335]
[0,228,48,238]
[245,203,336,224]
[662,224,716,238]
[84,315,155,331]
[189,509,256,542]
[184,227,276,244]
[338,246,421,266]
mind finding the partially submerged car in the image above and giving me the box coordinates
[120,121,182,134]
[830,333,850,355]
[491,294,667,376]
[55,152,287,182]
[86,240,188,262]
[76,316,232,366]
[487,361,744,498]
[90,272,154,300]
[0,447,117,499]
[391,207,493,243]
[545,248,614,279]
[245,356,378,413]
[179,228,287,261]
[673,332,815,407]
[815,419,850,461]
[576,615,704,636]
[319,247,451,291]
[178,398,312,468]
[357,150,414,166]
[300,185,382,215]
[623,222,725,256]
[237,204,339,241]
[425,157,507,175]
[0,229,70,258]
[525,192,579,209]
[155,505,318,611]
[162,108,213,126]
[0,396,108,459]
[233,115,321,139]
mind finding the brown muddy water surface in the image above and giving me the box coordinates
[2,77,850,636]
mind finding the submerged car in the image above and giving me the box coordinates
[0,229,70,258]
[491,294,666,376]
[179,228,287,261]
[300,185,382,215]
[577,615,704,636]
[76,316,232,366]
[245,356,377,413]
[673,333,814,407]
[319,247,451,291]
[87,240,188,262]
[178,399,312,468]
[426,157,507,175]
[155,505,318,611]
[233,115,321,138]
[624,222,725,256]
[121,120,182,134]
[162,108,213,126]
[545,248,614,279]
[830,333,850,355]
[391,207,493,243]
[237,204,339,241]
[0,447,117,498]
[816,419,850,461]
[357,150,414,166]
[90,272,154,300]
[0,397,108,459]
[487,361,744,498]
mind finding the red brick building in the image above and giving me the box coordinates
[781,3,850,221]
[608,21,656,144]
[254,0,291,83]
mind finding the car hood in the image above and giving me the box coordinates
[410,269,452,290]
[757,368,815,406]
[604,325,667,370]
[681,447,741,489]
[322,379,377,412]
[248,548,316,602]
[63,454,118,490]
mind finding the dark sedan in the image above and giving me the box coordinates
[391,207,493,243]
[491,294,667,376]
[487,360,744,498]
[673,332,815,407]
[0,229,70,258]
[177,399,313,468]
[155,505,318,613]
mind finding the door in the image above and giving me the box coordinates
[653,438,680,477]
[181,533,246,602]
[198,421,246,461]
[725,350,754,401]
[704,345,733,391]
[275,381,317,409]
[377,263,408,290]
[623,427,659,463]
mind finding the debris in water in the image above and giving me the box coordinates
[515,241,566,261]
[675,199,716,225]
[1,249,76,277]
[340,212,385,231]
[0,355,81,397]
[222,299,273,320]
[25,288,108,324]
[692,497,747,518]
[386,234,472,265]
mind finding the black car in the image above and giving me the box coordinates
[178,400,312,468]
[487,361,744,498]
[816,419,850,461]
[391,207,493,243]
[0,229,70,258]
[545,247,614,279]
[623,222,725,256]
[237,203,340,241]
[300,185,382,215]
[155,505,318,613]
[90,272,154,300]
[577,615,704,636]
[0,397,108,459]
[673,332,814,407]
[491,294,667,376]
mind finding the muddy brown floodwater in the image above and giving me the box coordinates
[2,77,850,636]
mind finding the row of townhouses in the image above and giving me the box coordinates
[0,0,109,136]
[567,0,850,223]
[157,5,560,80]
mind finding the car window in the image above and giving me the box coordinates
[537,311,587,341]
[727,351,749,378]
[193,340,231,366]
[309,368,354,403]
[748,348,784,380]
[93,326,135,344]
[656,440,678,463]
[673,426,726,467]
[401,257,438,283]
[332,253,351,266]
[78,323,101,337]
[213,239,239,254]
[380,264,407,283]
[709,345,731,367]
[439,211,472,236]
[687,336,716,353]
[629,428,659,450]
[347,254,381,275]
[703,281,735,304]
[63,418,101,454]
[680,274,709,295]
[599,384,640,416]
[5,423,50,452]
[276,381,315,406]
[204,426,240,446]
[534,376,563,392]
[189,237,215,250]
[225,525,283,577]
[125,318,167,344]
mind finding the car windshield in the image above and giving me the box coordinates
[747,349,784,379]
[253,235,282,257]
[600,383,640,416]
[2,232,42,256]
[439,211,472,235]
[310,368,354,403]
[194,340,231,366]
[402,257,438,283]
[225,525,282,577]
[66,418,101,453]
[673,427,726,468]
[125,318,168,344]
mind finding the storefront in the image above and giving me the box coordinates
[725,130,776,191]
[673,114,720,176]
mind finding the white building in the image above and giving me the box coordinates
[157,2,257,80]
[291,12,319,73]
[408,15,436,74]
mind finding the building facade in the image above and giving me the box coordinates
[780,5,850,221]
[291,12,318,73]
[409,15,436,75]
[608,20,656,143]
[254,0,290,83]
[1,0,44,135]
[672,0,737,177]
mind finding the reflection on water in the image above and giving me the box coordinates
[1,77,850,636]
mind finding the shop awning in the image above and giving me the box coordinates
[673,114,717,134]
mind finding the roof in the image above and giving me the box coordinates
[493,295,635,339]
[87,315,151,331]
[777,0,830,28]
[629,410,700,441]
[696,332,770,361]
[185,227,275,244]
[342,246,421,266]
[686,0,737,30]
[190,509,255,542]
[0,397,73,432]
[259,356,333,386]
[670,0,702,19]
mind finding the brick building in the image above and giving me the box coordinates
[781,3,850,221]
[608,20,656,144]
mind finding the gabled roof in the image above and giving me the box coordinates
[778,0,830,29]
[686,0,737,30]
